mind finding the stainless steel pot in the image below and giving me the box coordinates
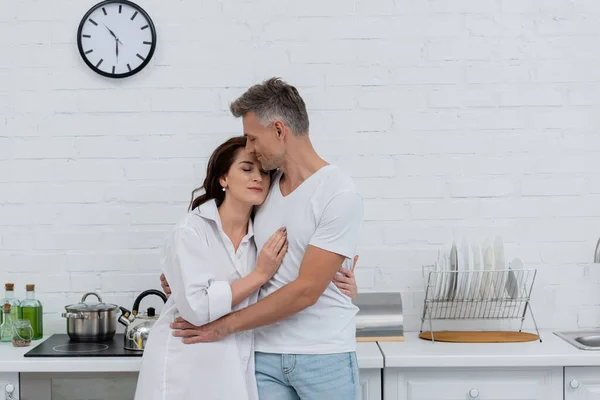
[61,292,121,342]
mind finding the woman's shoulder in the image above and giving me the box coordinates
[163,213,215,252]
[173,211,211,235]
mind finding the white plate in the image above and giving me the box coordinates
[437,252,447,300]
[427,258,438,300]
[465,239,475,299]
[456,240,464,299]
[458,238,470,300]
[507,257,524,299]
[478,242,486,299]
[433,252,444,300]
[481,237,495,299]
[494,236,507,298]
[448,242,458,299]
[470,241,482,300]
[441,251,450,300]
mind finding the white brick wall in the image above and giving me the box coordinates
[1,0,599,335]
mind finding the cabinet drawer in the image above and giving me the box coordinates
[359,369,382,400]
[564,367,600,400]
[384,367,562,400]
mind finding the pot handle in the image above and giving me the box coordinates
[81,292,103,304]
[61,312,90,319]
[132,289,168,316]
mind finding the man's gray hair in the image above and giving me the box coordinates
[229,77,309,136]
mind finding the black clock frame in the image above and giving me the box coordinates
[76,0,157,79]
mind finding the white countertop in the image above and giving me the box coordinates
[4,329,600,373]
[0,338,383,373]
[380,330,600,368]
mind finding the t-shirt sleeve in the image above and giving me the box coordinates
[308,191,364,259]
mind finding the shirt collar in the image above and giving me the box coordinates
[195,199,254,241]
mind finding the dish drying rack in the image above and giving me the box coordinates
[420,265,541,342]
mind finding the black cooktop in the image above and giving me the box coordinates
[24,334,143,358]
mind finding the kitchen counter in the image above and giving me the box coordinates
[0,337,384,372]
[380,329,600,368]
[5,329,600,372]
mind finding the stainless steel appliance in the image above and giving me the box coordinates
[61,292,123,342]
[354,292,404,341]
[118,289,167,351]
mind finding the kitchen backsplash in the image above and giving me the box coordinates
[1,0,600,333]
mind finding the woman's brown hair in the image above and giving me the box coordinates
[188,136,248,211]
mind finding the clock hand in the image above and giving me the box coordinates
[102,22,124,45]
[102,22,118,40]
[115,38,119,62]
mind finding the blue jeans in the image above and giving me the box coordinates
[255,351,359,400]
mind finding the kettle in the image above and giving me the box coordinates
[118,289,167,351]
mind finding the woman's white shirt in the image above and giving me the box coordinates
[134,199,259,400]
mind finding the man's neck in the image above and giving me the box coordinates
[279,137,328,196]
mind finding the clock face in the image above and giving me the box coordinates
[77,0,157,78]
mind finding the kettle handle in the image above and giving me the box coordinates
[132,289,168,315]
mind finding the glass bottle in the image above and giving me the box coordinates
[1,283,21,323]
[1,303,14,342]
[20,284,43,340]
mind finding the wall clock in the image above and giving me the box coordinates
[77,0,157,78]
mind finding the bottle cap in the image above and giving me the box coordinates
[26,284,35,291]
[3,303,10,313]
[5,283,14,291]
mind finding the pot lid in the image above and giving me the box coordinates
[65,292,119,312]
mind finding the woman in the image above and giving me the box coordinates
[134,136,358,400]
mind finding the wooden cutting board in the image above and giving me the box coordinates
[418,331,540,343]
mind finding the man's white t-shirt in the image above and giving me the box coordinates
[252,164,364,354]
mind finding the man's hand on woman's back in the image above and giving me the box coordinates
[160,273,171,299]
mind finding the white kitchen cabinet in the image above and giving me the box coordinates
[21,368,382,400]
[383,367,562,400]
[565,367,600,400]
[20,372,138,400]
[359,368,381,400]
[0,373,19,400]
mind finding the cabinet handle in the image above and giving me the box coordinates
[469,388,479,398]
[570,379,580,389]
[5,383,18,400]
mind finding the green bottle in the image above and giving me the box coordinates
[0,303,13,342]
[1,283,21,322]
[21,284,43,340]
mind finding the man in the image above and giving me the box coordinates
[163,77,364,400]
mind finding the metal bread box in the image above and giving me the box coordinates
[354,292,404,342]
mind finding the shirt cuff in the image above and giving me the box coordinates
[207,280,232,322]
